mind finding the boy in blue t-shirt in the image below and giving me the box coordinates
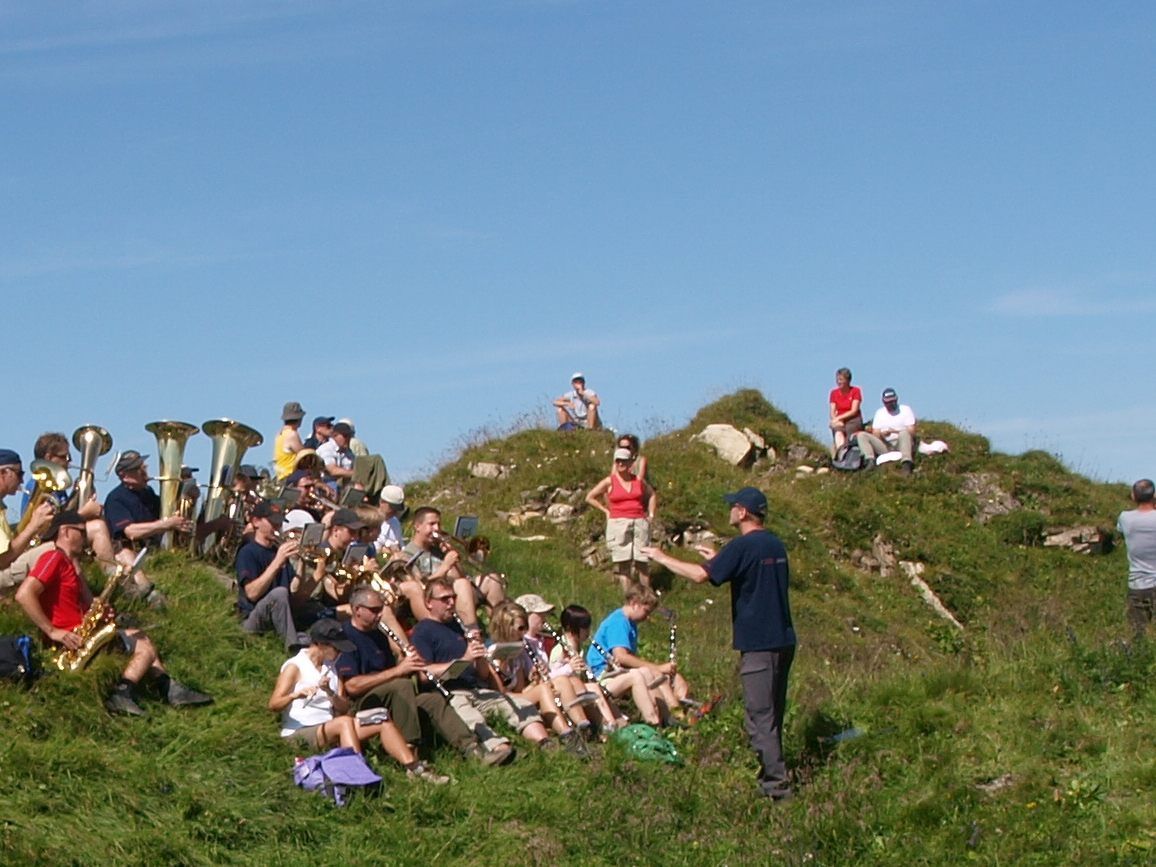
[586,585,688,724]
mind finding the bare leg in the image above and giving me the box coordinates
[121,631,159,683]
[607,670,661,725]
[399,580,429,621]
[452,576,480,627]
[319,716,360,751]
[115,548,153,593]
[550,675,589,727]
[358,720,416,766]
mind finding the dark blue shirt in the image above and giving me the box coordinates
[334,621,398,680]
[410,618,479,690]
[104,483,161,541]
[235,539,296,616]
[705,528,796,652]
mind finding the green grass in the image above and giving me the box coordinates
[0,389,1150,865]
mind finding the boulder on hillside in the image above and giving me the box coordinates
[469,461,509,480]
[692,423,767,467]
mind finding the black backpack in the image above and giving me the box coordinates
[0,635,41,686]
[832,442,865,472]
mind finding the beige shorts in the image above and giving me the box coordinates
[606,518,650,564]
[0,543,55,596]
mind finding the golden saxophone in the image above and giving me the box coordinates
[52,551,147,672]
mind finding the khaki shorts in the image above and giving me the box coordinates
[0,543,55,596]
[284,724,327,750]
[606,518,650,564]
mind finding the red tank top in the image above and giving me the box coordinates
[608,473,647,519]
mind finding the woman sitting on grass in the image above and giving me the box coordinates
[268,618,448,784]
[545,603,629,736]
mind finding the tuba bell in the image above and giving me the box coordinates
[15,460,72,543]
[198,418,264,554]
[144,420,200,550]
[71,425,113,510]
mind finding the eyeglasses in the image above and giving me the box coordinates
[431,594,457,603]
[358,604,384,614]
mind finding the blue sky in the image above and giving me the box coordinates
[3,2,1153,493]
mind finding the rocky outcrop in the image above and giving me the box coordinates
[469,461,509,480]
[1043,526,1113,555]
[961,472,1020,523]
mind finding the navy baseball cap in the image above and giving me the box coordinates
[881,388,898,402]
[0,448,21,468]
[724,486,767,517]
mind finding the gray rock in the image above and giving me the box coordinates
[546,503,575,523]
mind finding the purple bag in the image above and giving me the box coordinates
[293,746,382,806]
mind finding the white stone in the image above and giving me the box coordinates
[691,424,755,466]
[546,503,575,523]
[469,461,509,480]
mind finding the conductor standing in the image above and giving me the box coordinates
[643,486,796,801]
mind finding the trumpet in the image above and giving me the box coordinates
[432,531,507,591]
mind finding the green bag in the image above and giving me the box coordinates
[611,723,683,765]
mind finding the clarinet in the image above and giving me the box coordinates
[374,618,453,701]
[523,637,577,731]
[668,621,678,673]
[540,621,615,704]
[589,636,623,676]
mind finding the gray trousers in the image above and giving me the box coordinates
[856,430,914,463]
[740,647,795,799]
[241,586,298,650]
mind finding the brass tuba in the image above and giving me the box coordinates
[15,460,72,542]
[71,425,113,510]
[144,420,199,550]
[198,418,264,554]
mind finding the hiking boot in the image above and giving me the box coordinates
[470,743,515,767]
[166,681,214,708]
[862,458,877,472]
[560,730,591,759]
[900,460,914,476]
[406,761,451,785]
[105,689,146,717]
[145,588,168,609]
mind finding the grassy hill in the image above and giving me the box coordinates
[1,389,1149,865]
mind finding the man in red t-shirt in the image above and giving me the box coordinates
[16,511,213,716]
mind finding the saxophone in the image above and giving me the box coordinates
[52,551,147,672]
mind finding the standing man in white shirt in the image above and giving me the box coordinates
[855,387,917,474]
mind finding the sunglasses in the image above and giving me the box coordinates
[358,604,384,614]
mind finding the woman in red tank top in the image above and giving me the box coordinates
[585,448,657,589]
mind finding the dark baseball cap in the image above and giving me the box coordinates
[331,507,365,530]
[252,500,285,524]
[724,486,767,517]
[881,388,898,402]
[332,422,354,438]
[309,618,356,653]
[238,464,262,480]
[115,450,148,474]
[0,448,21,468]
[312,415,335,428]
[45,509,85,541]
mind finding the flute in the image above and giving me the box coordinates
[374,618,453,701]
